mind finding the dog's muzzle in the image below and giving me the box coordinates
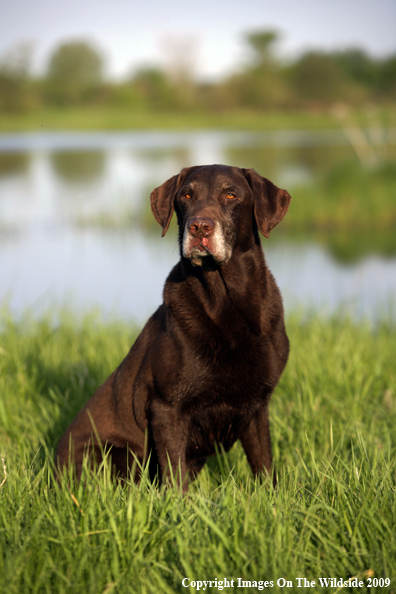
[182,216,231,266]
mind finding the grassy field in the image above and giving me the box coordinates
[1,105,395,133]
[0,310,395,593]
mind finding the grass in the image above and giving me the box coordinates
[0,309,396,593]
[1,105,395,133]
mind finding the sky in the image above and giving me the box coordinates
[0,0,395,81]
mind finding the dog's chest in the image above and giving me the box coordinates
[185,396,255,457]
[179,337,272,454]
[177,337,270,411]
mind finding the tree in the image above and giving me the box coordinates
[0,42,38,112]
[378,55,396,99]
[222,29,290,109]
[244,30,280,68]
[291,51,364,106]
[333,48,377,88]
[46,40,104,105]
[131,67,185,110]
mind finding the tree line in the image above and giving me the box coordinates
[1,30,395,114]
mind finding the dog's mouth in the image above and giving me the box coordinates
[187,239,228,268]
[191,236,210,252]
[189,241,216,267]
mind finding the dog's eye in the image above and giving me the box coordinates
[226,192,236,199]
[184,192,192,199]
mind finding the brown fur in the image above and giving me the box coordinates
[56,164,291,489]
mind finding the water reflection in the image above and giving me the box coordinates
[2,226,395,324]
[0,129,395,321]
[225,144,356,184]
[0,152,30,178]
[51,150,105,186]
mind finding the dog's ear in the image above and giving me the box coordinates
[150,167,198,236]
[242,168,291,238]
[150,173,180,237]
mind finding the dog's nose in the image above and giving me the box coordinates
[188,217,215,238]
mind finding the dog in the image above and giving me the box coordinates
[56,164,291,489]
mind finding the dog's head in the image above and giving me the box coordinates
[150,164,291,267]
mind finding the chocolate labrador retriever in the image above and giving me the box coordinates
[56,164,291,489]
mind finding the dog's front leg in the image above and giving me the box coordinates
[239,404,277,488]
[149,400,189,491]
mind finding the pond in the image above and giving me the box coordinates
[0,130,395,324]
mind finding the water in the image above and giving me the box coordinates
[1,130,395,323]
